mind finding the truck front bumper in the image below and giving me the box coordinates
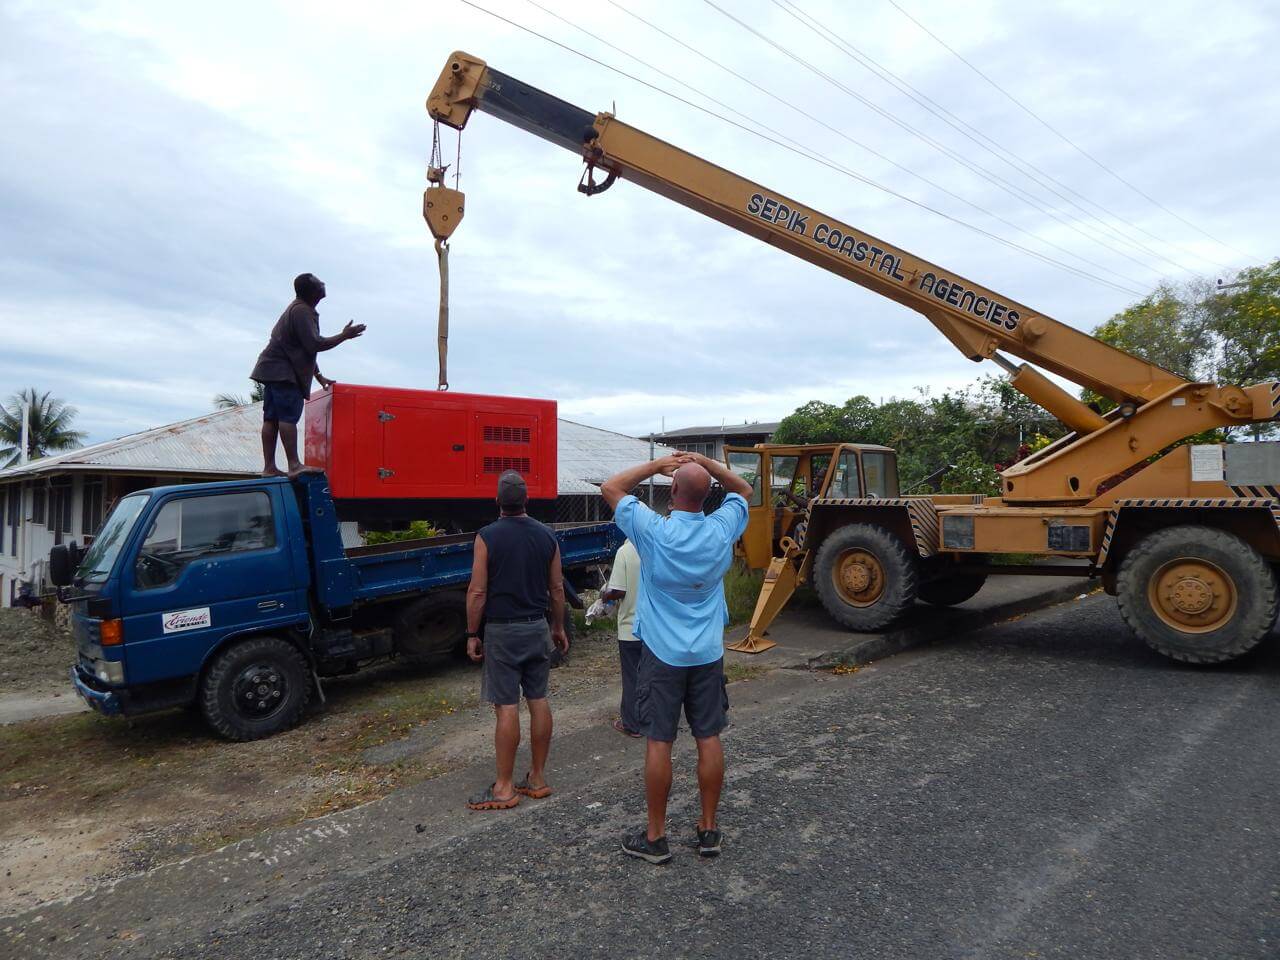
[71,665,124,716]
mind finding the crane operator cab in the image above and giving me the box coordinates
[725,443,900,570]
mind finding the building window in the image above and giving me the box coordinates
[49,478,72,545]
[0,488,6,555]
[31,485,45,524]
[6,487,18,558]
[81,478,105,542]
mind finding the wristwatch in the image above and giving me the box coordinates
[465,631,480,639]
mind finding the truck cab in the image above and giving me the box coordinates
[58,477,315,723]
[724,443,899,569]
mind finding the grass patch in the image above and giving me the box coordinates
[724,662,768,684]
[723,563,764,625]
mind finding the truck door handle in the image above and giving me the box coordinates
[452,444,465,452]
[258,600,282,611]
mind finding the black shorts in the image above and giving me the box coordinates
[481,620,551,706]
[636,644,728,742]
[262,381,305,424]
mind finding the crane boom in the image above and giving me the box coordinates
[426,53,1276,504]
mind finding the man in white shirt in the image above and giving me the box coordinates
[602,539,642,737]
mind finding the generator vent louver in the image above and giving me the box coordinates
[483,425,531,444]
[483,456,531,475]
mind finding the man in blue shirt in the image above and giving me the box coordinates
[601,451,753,864]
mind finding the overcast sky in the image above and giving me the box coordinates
[2,0,1276,445]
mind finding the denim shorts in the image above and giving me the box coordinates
[636,643,728,741]
[262,381,305,424]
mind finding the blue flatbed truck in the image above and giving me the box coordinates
[50,472,622,740]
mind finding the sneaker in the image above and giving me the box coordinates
[694,826,722,858]
[621,830,671,865]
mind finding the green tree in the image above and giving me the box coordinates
[0,389,86,467]
[213,381,267,410]
[1208,259,1280,387]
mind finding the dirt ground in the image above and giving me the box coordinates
[0,609,771,916]
[0,607,75,698]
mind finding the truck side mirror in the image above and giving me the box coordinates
[49,545,73,587]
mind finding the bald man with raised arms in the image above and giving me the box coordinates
[600,451,753,865]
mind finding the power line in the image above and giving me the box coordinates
[699,0,1176,281]
[883,0,1261,263]
[454,0,1146,296]
[598,0,1147,291]
[775,0,1215,276]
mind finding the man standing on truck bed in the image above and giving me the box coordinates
[600,452,752,864]
[251,273,365,478]
[465,470,570,811]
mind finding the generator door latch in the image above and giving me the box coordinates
[378,467,395,479]
[377,410,396,422]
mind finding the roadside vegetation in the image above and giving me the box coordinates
[772,257,1280,489]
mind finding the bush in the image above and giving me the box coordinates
[363,520,441,545]
[723,563,764,626]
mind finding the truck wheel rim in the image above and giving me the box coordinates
[1148,558,1238,633]
[833,549,884,606]
[232,662,288,719]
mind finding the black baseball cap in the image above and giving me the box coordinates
[497,470,528,510]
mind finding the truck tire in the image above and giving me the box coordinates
[199,636,311,741]
[1116,525,1278,664]
[813,523,918,631]
[918,573,987,607]
[394,593,467,662]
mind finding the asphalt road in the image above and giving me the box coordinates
[6,595,1279,959]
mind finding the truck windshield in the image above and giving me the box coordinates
[76,494,148,583]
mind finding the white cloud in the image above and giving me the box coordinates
[0,0,1276,449]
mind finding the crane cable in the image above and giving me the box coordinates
[427,122,465,390]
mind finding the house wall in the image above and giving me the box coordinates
[0,472,228,607]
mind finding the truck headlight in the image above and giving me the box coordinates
[94,660,125,685]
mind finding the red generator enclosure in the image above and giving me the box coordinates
[304,383,558,502]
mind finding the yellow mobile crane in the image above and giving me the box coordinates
[425,52,1280,664]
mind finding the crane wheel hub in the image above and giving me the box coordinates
[834,549,885,606]
[1149,559,1237,632]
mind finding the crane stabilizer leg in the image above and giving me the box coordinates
[423,177,465,391]
[728,540,804,654]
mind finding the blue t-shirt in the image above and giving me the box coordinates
[613,492,750,667]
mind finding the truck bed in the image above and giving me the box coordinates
[340,522,622,603]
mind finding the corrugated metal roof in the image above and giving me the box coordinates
[653,421,780,440]
[0,405,676,496]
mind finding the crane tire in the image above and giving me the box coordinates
[813,523,918,632]
[200,635,311,741]
[1116,525,1277,664]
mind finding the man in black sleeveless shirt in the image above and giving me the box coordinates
[464,471,569,810]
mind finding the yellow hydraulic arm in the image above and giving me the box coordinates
[426,53,1277,502]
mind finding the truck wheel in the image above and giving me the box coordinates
[918,573,987,607]
[200,636,311,741]
[1116,525,1278,664]
[813,524,918,631]
[394,594,467,662]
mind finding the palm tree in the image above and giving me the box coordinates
[0,389,87,467]
[213,381,266,410]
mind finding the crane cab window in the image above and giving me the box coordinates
[830,452,861,498]
[136,491,276,589]
[862,452,899,498]
[727,451,764,507]
[769,456,800,506]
